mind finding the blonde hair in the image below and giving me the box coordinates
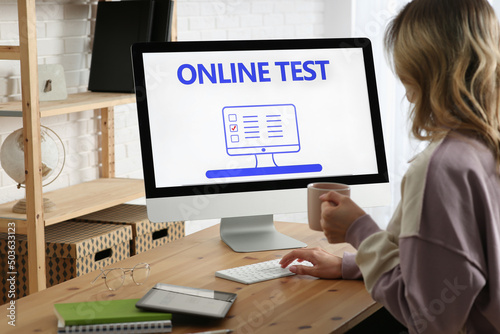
[385,0,500,169]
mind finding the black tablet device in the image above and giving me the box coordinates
[136,283,237,319]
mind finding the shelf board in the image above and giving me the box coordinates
[0,91,136,117]
[0,178,145,231]
[0,45,20,60]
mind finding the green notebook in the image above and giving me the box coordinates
[54,298,172,326]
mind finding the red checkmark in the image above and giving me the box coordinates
[230,125,237,131]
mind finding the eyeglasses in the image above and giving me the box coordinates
[91,263,151,291]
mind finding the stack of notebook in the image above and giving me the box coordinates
[54,298,172,333]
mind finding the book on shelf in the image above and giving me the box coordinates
[88,0,174,93]
[88,1,154,93]
[54,298,172,333]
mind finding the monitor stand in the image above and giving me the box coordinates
[220,214,307,252]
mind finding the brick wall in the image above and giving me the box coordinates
[0,0,329,207]
[177,0,325,40]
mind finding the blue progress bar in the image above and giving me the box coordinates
[206,164,322,178]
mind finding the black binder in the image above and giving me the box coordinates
[88,0,173,93]
[151,0,175,42]
[122,0,174,42]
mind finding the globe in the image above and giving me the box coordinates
[0,127,64,213]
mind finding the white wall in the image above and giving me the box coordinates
[176,0,326,40]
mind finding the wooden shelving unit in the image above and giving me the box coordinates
[0,0,176,295]
[0,178,145,234]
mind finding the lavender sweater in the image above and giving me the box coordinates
[342,132,500,333]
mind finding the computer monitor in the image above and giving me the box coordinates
[132,38,390,252]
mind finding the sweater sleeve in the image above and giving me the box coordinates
[341,252,362,279]
[352,135,496,333]
[347,216,401,292]
[342,214,383,280]
[371,238,485,333]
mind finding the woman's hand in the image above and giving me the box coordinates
[320,190,366,244]
[279,247,343,279]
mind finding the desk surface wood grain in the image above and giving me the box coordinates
[1,221,379,334]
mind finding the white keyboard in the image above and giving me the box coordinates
[215,259,313,284]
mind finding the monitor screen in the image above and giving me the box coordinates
[132,38,389,252]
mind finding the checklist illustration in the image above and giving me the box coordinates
[206,104,322,179]
[222,104,299,155]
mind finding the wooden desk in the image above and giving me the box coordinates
[1,222,380,333]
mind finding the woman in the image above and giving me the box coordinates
[280,0,500,332]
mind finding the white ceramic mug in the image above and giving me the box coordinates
[307,182,351,231]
